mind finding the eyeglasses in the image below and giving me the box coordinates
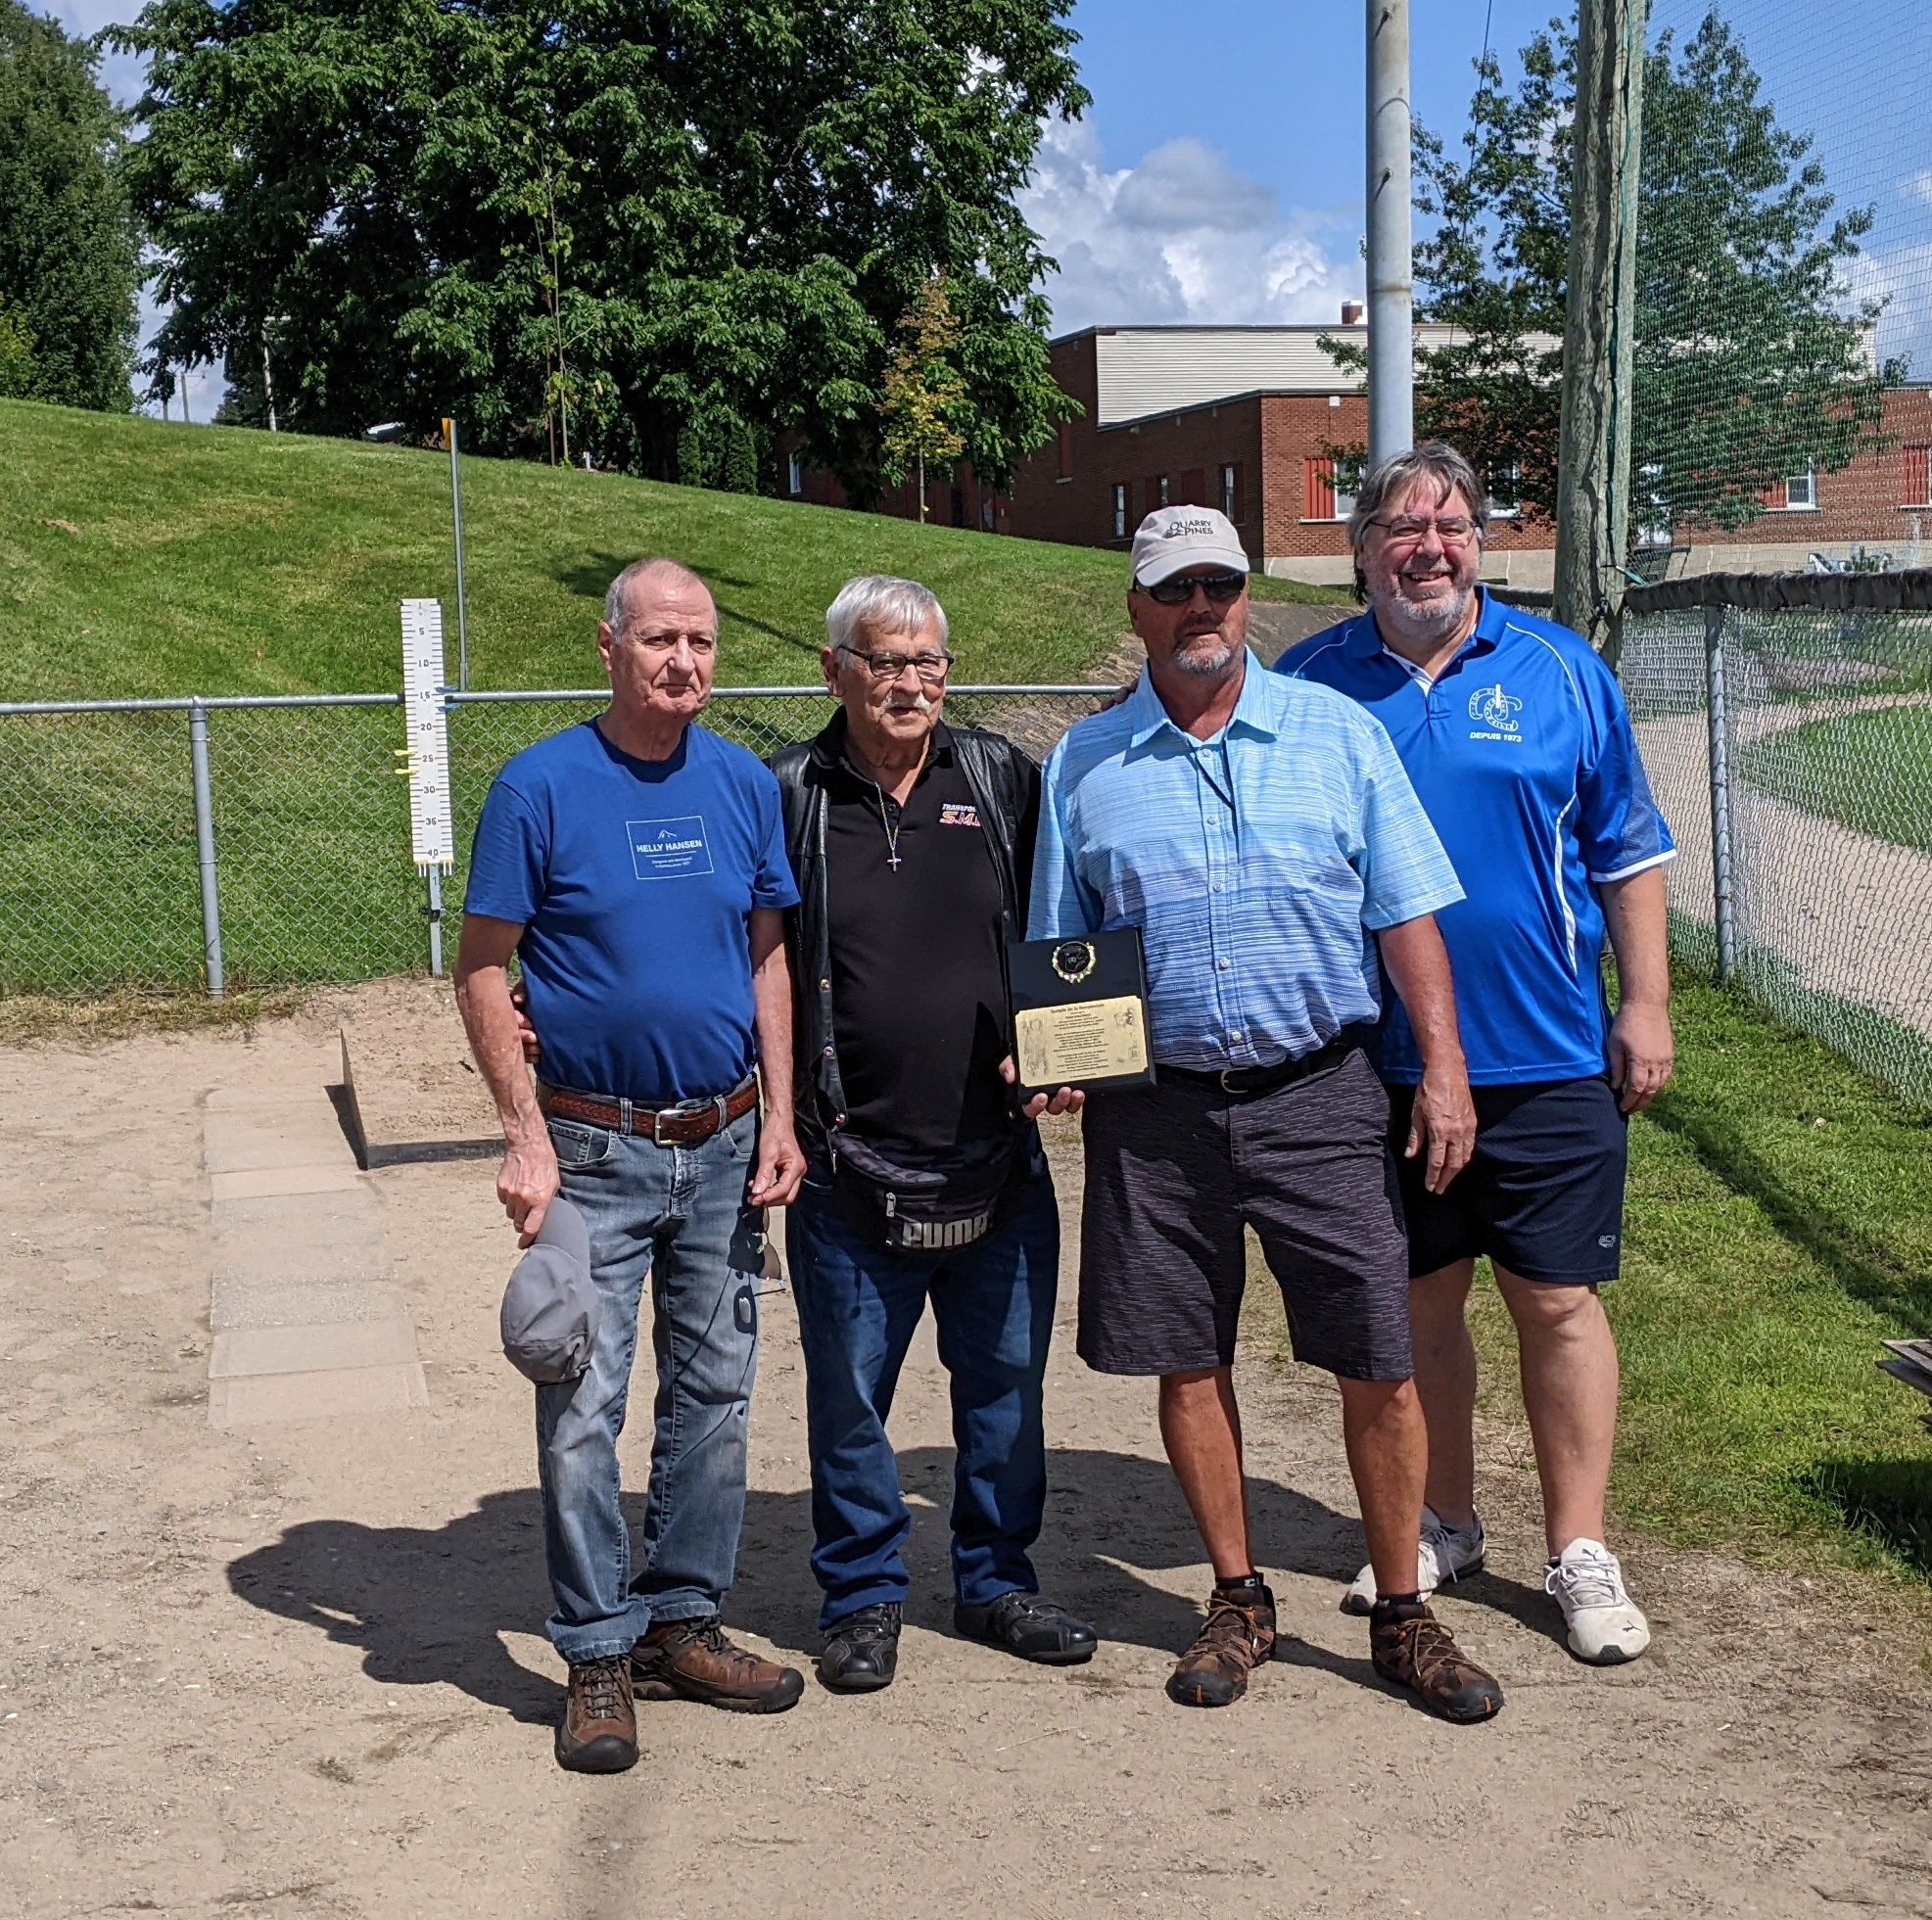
[1140,570,1249,606]
[844,646,953,684]
[1365,515,1481,547]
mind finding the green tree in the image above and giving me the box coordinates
[879,274,968,520]
[1338,10,1891,534]
[0,0,140,411]
[0,292,39,398]
[118,0,1085,493]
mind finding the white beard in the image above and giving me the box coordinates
[1170,635,1239,678]
[1384,582,1475,644]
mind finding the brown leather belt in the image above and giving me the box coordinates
[538,1074,759,1146]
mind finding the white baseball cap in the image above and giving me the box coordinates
[1130,505,1252,587]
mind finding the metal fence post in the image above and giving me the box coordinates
[188,699,226,998]
[425,866,445,977]
[1703,605,1736,984]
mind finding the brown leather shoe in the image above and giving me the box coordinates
[1369,1600,1505,1722]
[631,1616,805,1714]
[1166,1579,1277,1708]
[555,1655,638,1772]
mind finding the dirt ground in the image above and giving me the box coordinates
[3,977,1931,1920]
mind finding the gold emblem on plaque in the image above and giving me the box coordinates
[1050,939,1098,984]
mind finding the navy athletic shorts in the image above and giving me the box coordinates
[1385,1075,1628,1286]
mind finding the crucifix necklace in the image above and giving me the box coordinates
[870,784,904,870]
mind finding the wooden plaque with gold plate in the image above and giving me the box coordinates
[1005,929,1156,1097]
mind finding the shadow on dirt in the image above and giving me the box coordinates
[224,1443,1555,1719]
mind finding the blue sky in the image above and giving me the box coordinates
[1028,0,1931,367]
[45,0,1932,394]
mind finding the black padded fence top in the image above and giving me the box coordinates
[1624,570,1932,618]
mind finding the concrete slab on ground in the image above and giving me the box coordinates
[203,1057,427,1428]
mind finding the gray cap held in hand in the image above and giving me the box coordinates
[500,1196,599,1384]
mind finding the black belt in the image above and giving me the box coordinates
[1163,1025,1374,1098]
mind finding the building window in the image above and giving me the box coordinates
[1221,462,1245,523]
[1488,462,1523,519]
[1057,422,1073,482]
[1111,482,1128,539]
[1905,445,1931,507]
[1305,457,1357,521]
[787,450,803,496]
[1158,474,1171,507]
[1764,467,1817,511]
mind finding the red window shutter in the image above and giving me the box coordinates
[1304,456,1336,520]
[1232,461,1247,524]
[1758,479,1787,510]
[1180,467,1205,506]
[1904,445,1931,506]
[1057,422,1072,480]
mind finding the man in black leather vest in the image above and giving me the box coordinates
[771,575,1095,1692]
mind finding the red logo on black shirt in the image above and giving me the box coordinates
[939,803,981,828]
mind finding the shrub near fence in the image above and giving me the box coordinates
[0,688,1117,997]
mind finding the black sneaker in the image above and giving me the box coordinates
[954,1592,1098,1665]
[819,1603,902,1692]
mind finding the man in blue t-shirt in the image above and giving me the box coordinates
[1278,443,1676,1667]
[455,557,807,1772]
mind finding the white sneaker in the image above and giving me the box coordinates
[1341,1505,1486,1615]
[1547,1538,1651,1663]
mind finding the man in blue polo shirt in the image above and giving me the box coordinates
[456,556,808,1772]
[1278,443,1676,1665]
[1032,504,1504,1725]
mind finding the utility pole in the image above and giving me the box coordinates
[1366,0,1414,468]
[1554,0,1647,656]
[444,416,471,692]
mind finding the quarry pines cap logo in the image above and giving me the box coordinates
[1130,504,1250,587]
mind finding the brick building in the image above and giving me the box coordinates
[786,320,1932,584]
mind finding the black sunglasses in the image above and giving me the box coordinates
[1140,570,1248,606]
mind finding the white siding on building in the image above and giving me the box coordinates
[1086,325,1558,427]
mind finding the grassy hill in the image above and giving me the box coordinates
[0,400,1341,701]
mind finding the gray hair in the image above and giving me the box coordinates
[603,557,710,638]
[1345,442,1490,597]
[825,575,951,655]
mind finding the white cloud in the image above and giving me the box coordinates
[1020,117,1362,333]
[1903,169,1932,211]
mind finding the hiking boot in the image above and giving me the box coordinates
[555,1655,638,1773]
[1166,1578,1277,1709]
[631,1616,805,1714]
[1343,1505,1486,1615]
[955,1592,1098,1666]
[1368,1599,1505,1723]
[1546,1539,1651,1664]
[819,1603,902,1693]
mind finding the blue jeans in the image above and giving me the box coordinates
[785,1157,1060,1631]
[535,1105,763,1663]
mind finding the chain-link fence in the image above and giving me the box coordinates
[0,687,1120,998]
[1622,581,1932,1106]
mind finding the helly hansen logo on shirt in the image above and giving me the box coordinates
[939,803,981,828]
[629,816,714,878]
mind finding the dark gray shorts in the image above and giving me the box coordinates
[1077,1047,1413,1381]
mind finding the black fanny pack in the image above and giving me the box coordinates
[828,1131,1021,1253]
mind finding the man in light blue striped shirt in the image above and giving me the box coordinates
[1029,504,1502,1724]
